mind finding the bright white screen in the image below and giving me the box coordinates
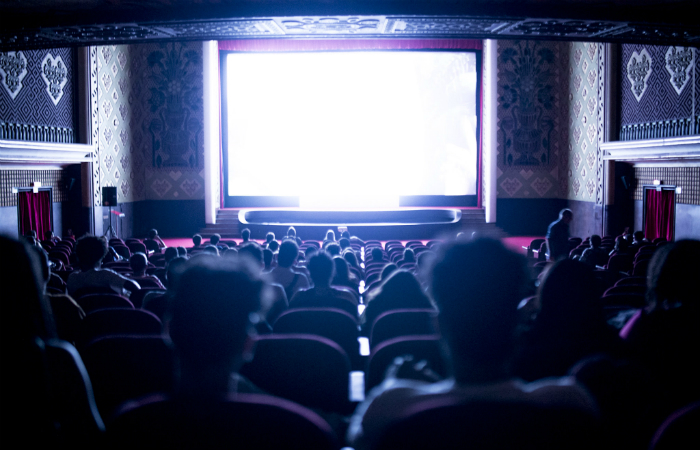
[226,51,477,209]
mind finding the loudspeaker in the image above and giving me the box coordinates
[102,186,118,206]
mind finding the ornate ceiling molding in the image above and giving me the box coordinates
[0,140,95,166]
[2,16,700,51]
[602,136,700,165]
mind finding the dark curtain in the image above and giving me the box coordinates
[18,190,52,238]
[644,188,675,241]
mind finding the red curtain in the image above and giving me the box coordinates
[644,188,675,241]
[18,190,52,238]
[218,39,482,52]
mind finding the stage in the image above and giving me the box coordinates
[199,207,499,241]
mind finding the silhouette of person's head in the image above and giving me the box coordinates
[559,209,573,224]
[307,250,335,287]
[263,248,273,269]
[210,234,221,246]
[613,236,629,252]
[241,228,251,242]
[369,270,428,307]
[339,238,350,250]
[325,230,335,242]
[380,263,397,280]
[402,248,416,262]
[371,247,384,261]
[326,243,341,257]
[589,235,602,248]
[238,243,264,270]
[286,227,296,238]
[633,231,645,243]
[203,245,219,256]
[305,246,318,259]
[76,235,109,270]
[536,259,601,335]
[277,240,299,268]
[44,230,54,241]
[431,238,528,381]
[332,257,352,283]
[268,240,279,252]
[130,252,148,276]
[192,234,202,246]
[343,250,359,268]
[168,257,266,392]
[265,232,275,244]
[177,246,187,257]
[341,231,351,240]
[164,247,179,264]
[148,229,158,239]
[647,239,700,311]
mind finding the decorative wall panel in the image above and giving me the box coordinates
[496,40,566,199]
[620,44,698,140]
[95,41,204,204]
[0,48,76,142]
[566,42,600,202]
[0,169,67,207]
[632,166,700,205]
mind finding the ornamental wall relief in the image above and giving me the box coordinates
[0,51,28,100]
[41,53,68,105]
[665,46,694,95]
[626,48,652,102]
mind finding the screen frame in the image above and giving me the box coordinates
[220,48,482,209]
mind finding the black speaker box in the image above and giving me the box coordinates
[102,186,118,206]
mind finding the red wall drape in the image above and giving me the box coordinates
[644,188,675,241]
[18,190,52,238]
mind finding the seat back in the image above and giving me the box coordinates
[650,401,700,450]
[366,335,446,393]
[127,241,148,255]
[240,334,352,413]
[374,398,600,450]
[370,309,438,348]
[109,393,338,449]
[606,254,634,273]
[614,276,646,287]
[76,308,162,348]
[81,335,175,419]
[601,293,646,308]
[273,308,359,364]
[527,238,545,259]
[603,285,646,296]
[632,259,651,276]
[76,294,134,314]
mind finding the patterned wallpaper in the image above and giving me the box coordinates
[0,170,68,207]
[95,42,204,204]
[620,44,698,139]
[496,40,567,199]
[0,48,75,142]
[566,42,601,202]
[632,167,700,205]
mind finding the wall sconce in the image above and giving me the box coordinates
[652,179,661,185]
[31,181,41,193]
[676,187,682,194]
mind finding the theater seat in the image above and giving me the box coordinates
[76,294,134,314]
[272,308,360,368]
[369,309,438,348]
[240,334,352,414]
[76,308,162,349]
[80,335,175,419]
[109,392,339,450]
[366,335,446,393]
[374,398,601,450]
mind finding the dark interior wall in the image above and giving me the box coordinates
[98,200,205,239]
[496,198,567,236]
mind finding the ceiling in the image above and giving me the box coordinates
[1,0,699,50]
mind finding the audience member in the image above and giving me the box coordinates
[609,235,631,256]
[579,235,609,267]
[360,270,434,335]
[339,238,351,251]
[209,233,228,251]
[628,231,648,254]
[332,256,359,296]
[370,247,386,264]
[265,240,309,300]
[202,245,219,256]
[263,248,274,272]
[190,234,203,250]
[264,232,275,248]
[67,235,140,297]
[238,243,289,327]
[323,230,336,249]
[326,242,341,257]
[129,252,165,288]
[514,259,616,381]
[268,240,280,253]
[348,239,599,450]
[289,250,358,316]
[241,228,252,245]
[177,246,188,257]
[546,209,573,261]
[397,248,416,267]
[144,229,167,254]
